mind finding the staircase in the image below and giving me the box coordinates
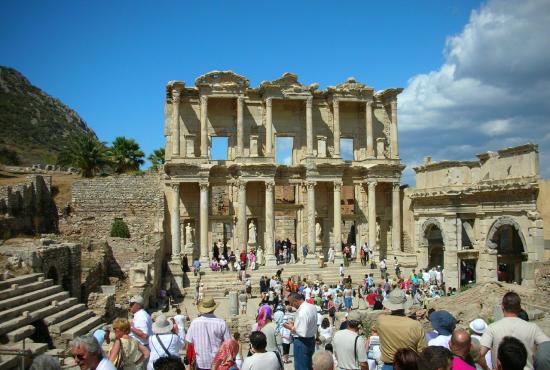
[0,273,104,369]
[184,258,393,299]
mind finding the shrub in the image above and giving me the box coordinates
[110,218,130,238]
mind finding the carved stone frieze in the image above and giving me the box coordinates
[195,70,249,91]
[260,72,318,98]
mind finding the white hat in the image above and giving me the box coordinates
[129,295,144,306]
[469,318,488,334]
[153,314,173,334]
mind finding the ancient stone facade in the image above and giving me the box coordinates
[405,144,544,289]
[163,71,405,287]
[0,175,58,238]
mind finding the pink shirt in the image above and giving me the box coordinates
[452,356,475,370]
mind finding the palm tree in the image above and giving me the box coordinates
[58,134,110,178]
[109,136,145,174]
[148,148,165,170]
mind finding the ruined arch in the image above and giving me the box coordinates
[421,218,445,269]
[421,218,444,247]
[486,216,527,250]
[46,265,59,284]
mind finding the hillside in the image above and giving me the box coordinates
[0,66,96,165]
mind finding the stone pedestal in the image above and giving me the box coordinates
[265,255,278,266]
[228,291,239,316]
[167,260,185,298]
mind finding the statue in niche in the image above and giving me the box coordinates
[376,222,381,242]
[315,222,322,244]
[248,220,257,244]
[185,223,194,245]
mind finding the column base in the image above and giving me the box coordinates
[167,260,185,298]
[265,255,278,266]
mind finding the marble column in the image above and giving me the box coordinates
[392,183,401,252]
[307,181,316,253]
[333,100,340,157]
[306,97,313,156]
[265,180,275,258]
[333,181,342,252]
[200,95,209,158]
[265,98,273,156]
[238,180,247,251]
[171,89,181,157]
[171,183,181,259]
[390,100,399,158]
[368,181,377,253]
[365,101,374,158]
[199,182,209,262]
[237,96,244,157]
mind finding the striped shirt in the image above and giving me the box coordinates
[185,314,231,369]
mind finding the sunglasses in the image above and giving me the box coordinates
[74,354,85,361]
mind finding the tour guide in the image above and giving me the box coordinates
[283,292,318,370]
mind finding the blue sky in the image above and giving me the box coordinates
[2,0,549,185]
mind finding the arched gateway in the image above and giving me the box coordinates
[422,219,444,268]
[486,216,526,284]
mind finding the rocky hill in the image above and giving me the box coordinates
[0,66,96,165]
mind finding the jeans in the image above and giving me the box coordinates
[382,363,394,370]
[293,337,315,370]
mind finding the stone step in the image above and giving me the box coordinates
[6,325,35,343]
[43,303,87,326]
[50,309,95,334]
[0,273,44,291]
[0,285,63,311]
[0,279,54,301]
[0,342,48,370]
[0,291,69,322]
[61,315,103,340]
[0,297,77,336]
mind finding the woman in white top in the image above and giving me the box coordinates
[318,318,333,345]
[147,315,183,370]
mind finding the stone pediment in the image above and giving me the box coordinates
[195,70,250,92]
[260,72,318,98]
[327,77,373,99]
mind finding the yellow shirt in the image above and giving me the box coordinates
[376,314,427,364]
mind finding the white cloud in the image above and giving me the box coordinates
[399,0,550,184]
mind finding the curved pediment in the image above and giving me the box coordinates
[327,77,373,96]
[195,70,250,90]
[260,72,319,97]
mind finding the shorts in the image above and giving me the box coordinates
[282,343,291,355]
[344,296,352,308]
[239,302,247,309]
[246,287,252,294]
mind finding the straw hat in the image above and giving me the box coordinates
[197,297,219,314]
[152,314,173,334]
[382,288,413,311]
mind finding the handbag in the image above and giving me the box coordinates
[112,339,126,370]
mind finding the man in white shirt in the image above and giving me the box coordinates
[242,331,283,370]
[421,269,431,287]
[332,311,368,370]
[129,295,152,347]
[480,292,549,370]
[71,335,116,370]
[283,292,318,370]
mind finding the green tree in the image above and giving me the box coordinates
[109,136,145,174]
[148,147,165,170]
[58,134,110,178]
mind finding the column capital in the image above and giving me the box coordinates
[199,181,209,191]
[392,182,401,192]
[368,181,378,191]
[170,183,180,191]
[171,89,181,103]
[333,98,340,108]
[390,99,397,110]
[237,95,245,103]
[306,96,313,107]
[366,100,373,108]
[236,179,247,191]
[200,95,209,104]
[333,180,343,191]
[306,181,316,190]
[265,180,275,191]
[265,97,273,107]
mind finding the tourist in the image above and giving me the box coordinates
[72,335,116,370]
[245,277,252,298]
[193,259,201,276]
[377,288,427,370]
[152,356,185,370]
[240,249,247,267]
[339,263,344,277]
[173,308,187,343]
[534,341,550,370]
[332,311,368,370]
[241,331,283,370]
[280,314,293,364]
[449,329,475,370]
[350,243,356,261]
[359,247,366,266]
[469,319,492,369]
[30,354,61,370]
[213,242,220,261]
[249,249,256,270]
[283,292,318,370]
[429,268,437,285]
[312,350,334,370]
[212,338,240,370]
[238,289,248,314]
[343,284,353,312]
[182,254,190,272]
[479,292,549,370]
[290,243,296,264]
[108,317,150,369]
[393,348,420,370]
[428,310,456,349]
[380,259,387,280]
[417,346,452,370]
[147,315,183,370]
[219,255,228,271]
[210,258,220,272]
[496,336,527,370]
[394,256,401,278]
[129,295,153,349]
[327,246,335,264]
[229,251,236,271]
[253,304,280,353]
[302,244,309,263]
[185,297,231,370]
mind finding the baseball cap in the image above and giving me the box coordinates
[129,295,144,306]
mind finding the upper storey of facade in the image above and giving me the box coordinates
[164,71,403,172]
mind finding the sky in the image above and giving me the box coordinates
[1,0,549,185]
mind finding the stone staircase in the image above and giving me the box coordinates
[0,273,104,369]
[184,258,395,299]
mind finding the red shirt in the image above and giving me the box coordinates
[366,293,376,306]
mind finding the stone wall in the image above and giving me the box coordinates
[537,179,550,254]
[0,175,58,238]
